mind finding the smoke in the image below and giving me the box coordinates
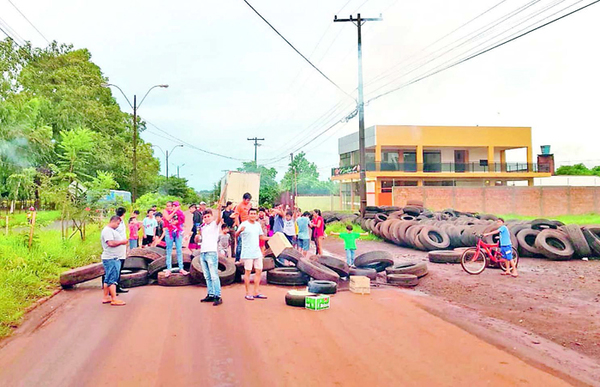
[0,137,31,168]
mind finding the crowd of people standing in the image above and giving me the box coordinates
[100,192,326,307]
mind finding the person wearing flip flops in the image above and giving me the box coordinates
[483,218,518,277]
[101,216,128,306]
[199,203,224,306]
[236,208,271,301]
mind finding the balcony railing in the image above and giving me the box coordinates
[332,162,544,176]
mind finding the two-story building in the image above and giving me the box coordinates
[331,125,552,208]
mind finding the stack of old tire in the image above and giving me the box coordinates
[353,202,600,262]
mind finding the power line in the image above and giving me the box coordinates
[0,16,26,45]
[7,0,50,44]
[366,0,600,104]
[241,0,356,102]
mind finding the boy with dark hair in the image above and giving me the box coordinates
[330,225,368,267]
[153,212,166,247]
[142,209,157,247]
[236,208,270,300]
[232,192,253,261]
[483,218,518,277]
[199,205,224,306]
[296,211,311,256]
[114,207,129,293]
[282,209,297,245]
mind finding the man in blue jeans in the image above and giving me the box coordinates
[199,202,224,306]
[101,216,128,306]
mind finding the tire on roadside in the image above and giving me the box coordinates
[427,249,463,264]
[60,262,105,288]
[307,280,337,294]
[122,257,149,271]
[127,247,163,261]
[386,273,419,287]
[354,251,393,267]
[157,271,198,286]
[297,258,340,282]
[385,261,428,278]
[267,267,310,286]
[563,224,592,257]
[317,255,350,277]
[418,226,450,251]
[190,256,237,286]
[349,267,377,280]
[582,227,600,256]
[120,269,149,288]
[535,229,574,260]
[279,247,302,265]
[516,229,542,257]
[285,290,316,307]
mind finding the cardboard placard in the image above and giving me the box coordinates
[268,232,292,257]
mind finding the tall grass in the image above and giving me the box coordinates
[500,213,600,225]
[0,210,62,228]
[0,225,102,338]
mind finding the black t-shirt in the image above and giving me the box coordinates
[155,221,164,237]
[193,210,202,225]
[222,209,234,227]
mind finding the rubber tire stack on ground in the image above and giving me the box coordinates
[189,256,236,286]
[119,269,149,288]
[385,261,428,278]
[297,258,340,282]
[386,273,419,287]
[267,267,310,286]
[427,249,465,264]
[349,267,377,280]
[316,255,350,277]
[157,271,198,286]
[307,280,337,294]
[534,229,575,260]
[60,262,105,288]
[354,251,393,273]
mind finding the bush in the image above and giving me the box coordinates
[134,193,184,212]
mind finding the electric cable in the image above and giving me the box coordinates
[7,0,50,44]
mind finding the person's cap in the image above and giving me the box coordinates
[173,201,180,206]
[200,201,206,205]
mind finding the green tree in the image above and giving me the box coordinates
[237,162,280,206]
[281,152,335,195]
[555,163,592,176]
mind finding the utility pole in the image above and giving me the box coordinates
[334,13,382,217]
[132,95,137,202]
[290,153,295,209]
[166,150,169,180]
[247,137,265,165]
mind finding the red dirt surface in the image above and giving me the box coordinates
[0,278,572,386]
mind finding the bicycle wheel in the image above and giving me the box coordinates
[499,247,520,271]
[461,248,487,275]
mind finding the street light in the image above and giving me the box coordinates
[152,144,183,180]
[102,83,168,202]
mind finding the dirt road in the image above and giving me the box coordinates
[0,279,574,387]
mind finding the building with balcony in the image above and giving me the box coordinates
[331,125,552,207]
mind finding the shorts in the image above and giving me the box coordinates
[298,238,310,251]
[500,245,513,261]
[243,258,263,271]
[142,235,154,246]
[129,239,138,249]
[102,259,121,285]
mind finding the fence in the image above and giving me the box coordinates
[392,186,600,217]
[296,195,342,212]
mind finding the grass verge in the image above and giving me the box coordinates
[326,221,381,241]
[0,225,102,338]
[500,213,600,225]
[0,210,62,228]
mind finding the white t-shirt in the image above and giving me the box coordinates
[283,218,296,236]
[101,226,123,260]
[143,217,158,236]
[200,221,220,253]
[115,218,127,259]
[239,220,263,259]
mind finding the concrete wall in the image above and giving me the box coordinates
[392,186,600,216]
[296,196,342,212]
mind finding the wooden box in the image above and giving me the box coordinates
[267,232,292,257]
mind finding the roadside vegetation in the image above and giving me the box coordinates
[0,226,102,338]
[500,213,600,225]
[0,210,62,228]
[325,221,381,241]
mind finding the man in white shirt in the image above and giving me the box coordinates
[114,207,129,294]
[199,203,224,306]
[236,208,271,301]
[101,216,128,306]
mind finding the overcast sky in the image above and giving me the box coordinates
[1,0,599,189]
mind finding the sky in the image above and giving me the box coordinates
[1,0,599,190]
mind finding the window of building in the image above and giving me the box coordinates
[424,151,441,172]
[340,152,352,167]
[403,151,416,172]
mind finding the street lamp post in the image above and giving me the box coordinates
[103,83,168,202]
[151,144,183,180]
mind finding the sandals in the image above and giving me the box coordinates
[102,299,111,304]
[254,294,268,299]
[245,295,254,301]
[110,300,126,306]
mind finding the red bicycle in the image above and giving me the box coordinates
[461,234,519,275]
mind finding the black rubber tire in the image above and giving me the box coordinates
[354,251,393,267]
[127,248,163,261]
[120,269,149,288]
[307,280,337,294]
[157,271,198,286]
[498,247,520,271]
[403,206,422,216]
[122,257,149,271]
[582,227,600,256]
[349,267,377,280]
[563,225,592,257]
[147,254,193,278]
[406,199,424,207]
[145,246,167,255]
[535,229,574,260]
[190,256,237,286]
[317,255,350,277]
[517,229,542,257]
[267,267,309,286]
[278,247,302,265]
[385,261,428,278]
[60,262,105,288]
[297,258,340,282]
[359,261,392,272]
[386,273,419,287]
[375,213,388,222]
[427,250,462,264]
[285,290,315,307]
[531,219,558,230]
[418,226,450,250]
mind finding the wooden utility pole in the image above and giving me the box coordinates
[247,137,265,165]
[334,13,382,217]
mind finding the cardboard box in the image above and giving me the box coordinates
[305,295,330,311]
[349,276,371,294]
[267,232,292,257]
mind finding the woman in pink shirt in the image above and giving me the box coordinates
[163,201,188,277]
[310,209,325,255]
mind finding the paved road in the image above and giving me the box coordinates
[0,280,571,386]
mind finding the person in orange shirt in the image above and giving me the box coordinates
[231,192,252,261]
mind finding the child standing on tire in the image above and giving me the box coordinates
[484,218,518,277]
[330,225,368,267]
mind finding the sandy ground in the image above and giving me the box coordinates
[322,237,600,386]
[0,278,574,387]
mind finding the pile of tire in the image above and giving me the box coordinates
[355,205,597,261]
